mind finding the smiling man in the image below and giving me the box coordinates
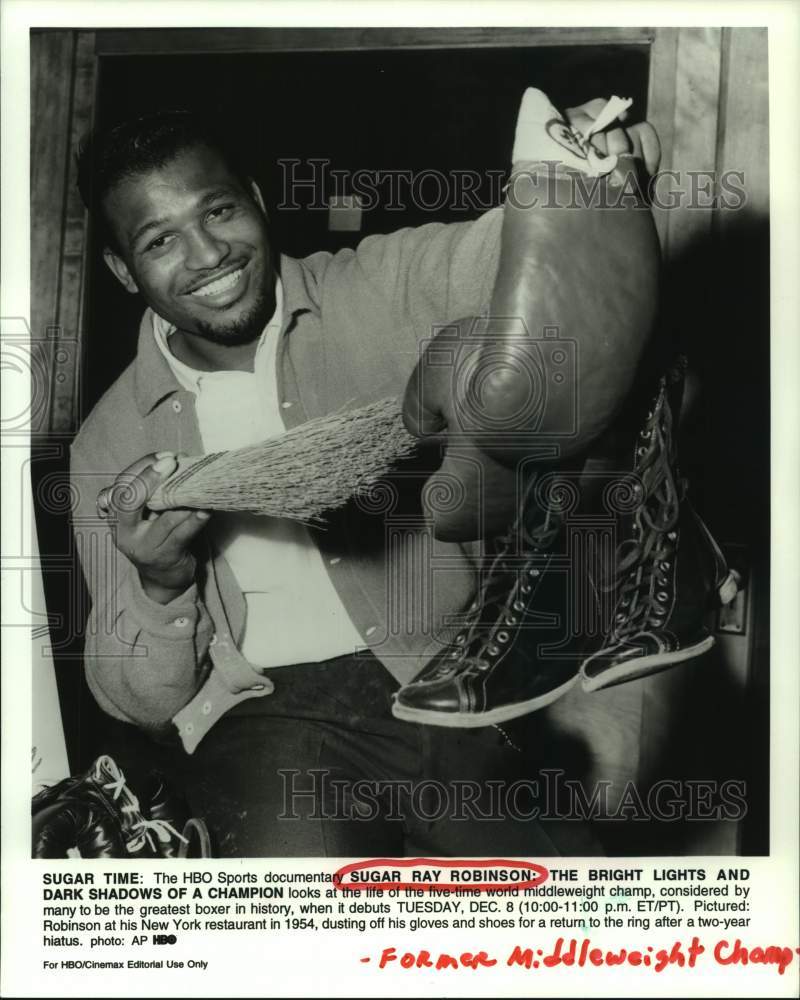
[69,102,703,858]
[102,142,277,355]
[74,108,573,857]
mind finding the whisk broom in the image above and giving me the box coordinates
[147,396,419,524]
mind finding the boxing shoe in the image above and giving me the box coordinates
[394,360,738,725]
[580,377,739,692]
[392,502,582,727]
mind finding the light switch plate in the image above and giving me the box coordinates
[716,542,749,635]
[328,194,364,232]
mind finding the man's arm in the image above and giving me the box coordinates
[70,432,215,730]
[353,206,505,341]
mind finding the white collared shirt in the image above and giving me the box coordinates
[152,278,364,668]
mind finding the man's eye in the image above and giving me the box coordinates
[206,204,235,222]
[145,233,175,252]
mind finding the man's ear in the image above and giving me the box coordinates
[103,248,139,294]
[249,179,269,220]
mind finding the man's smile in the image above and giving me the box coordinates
[185,262,249,305]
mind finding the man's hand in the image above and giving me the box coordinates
[511,89,660,188]
[97,452,211,605]
[565,97,661,179]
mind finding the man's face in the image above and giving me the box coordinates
[103,144,276,346]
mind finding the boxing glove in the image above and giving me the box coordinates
[32,796,127,858]
[31,756,200,858]
[473,90,660,462]
[403,90,661,541]
[403,318,544,540]
[142,771,191,858]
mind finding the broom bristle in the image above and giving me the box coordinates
[148,396,418,523]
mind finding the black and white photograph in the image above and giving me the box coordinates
[17,15,784,874]
[4,3,799,996]
[24,23,773,861]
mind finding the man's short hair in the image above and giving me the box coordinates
[76,110,254,251]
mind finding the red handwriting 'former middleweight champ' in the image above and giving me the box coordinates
[365,937,800,976]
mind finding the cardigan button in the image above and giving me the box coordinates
[172,399,182,414]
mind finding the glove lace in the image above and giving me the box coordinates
[131,817,189,853]
[94,755,187,854]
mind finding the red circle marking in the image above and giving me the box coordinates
[334,858,549,892]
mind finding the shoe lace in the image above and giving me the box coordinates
[131,817,189,852]
[607,380,682,640]
[429,505,562,680]
[95,755,187,853]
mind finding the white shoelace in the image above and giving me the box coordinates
[95,755,188,853]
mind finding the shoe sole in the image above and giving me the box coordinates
[580,635,715,693]
[391,671,580,727]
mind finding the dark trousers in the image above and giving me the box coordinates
[98,653,600,858]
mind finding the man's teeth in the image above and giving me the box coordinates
[191,268,244,298]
